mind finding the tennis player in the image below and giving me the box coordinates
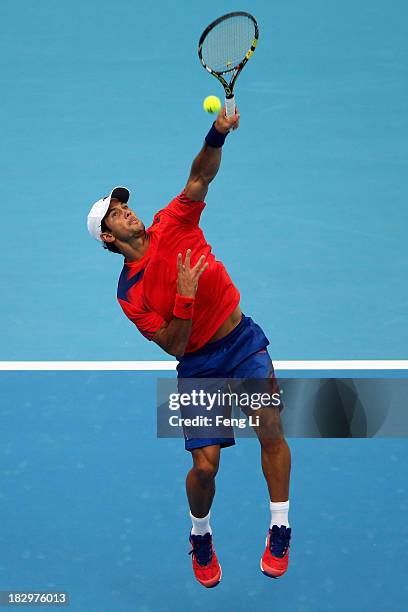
[87,108,292,587]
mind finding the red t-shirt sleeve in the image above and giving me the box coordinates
[162,191,206,226]
[118,297,165,340]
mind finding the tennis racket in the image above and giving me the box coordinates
[198,11,259,118]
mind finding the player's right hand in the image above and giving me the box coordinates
[177,249,208,298]
[215,105,240,133]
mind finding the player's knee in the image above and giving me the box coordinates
[259,432,286,452]
[193,462,218,483]
[256,407,284,442]
[192,451,219,482]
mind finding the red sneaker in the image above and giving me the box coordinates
[260,525,291,578]
[189,532,222,588]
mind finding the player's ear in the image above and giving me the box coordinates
[100,232,115,244]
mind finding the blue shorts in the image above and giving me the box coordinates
[177,315,281,451]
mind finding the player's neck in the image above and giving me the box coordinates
[121,232,150,262]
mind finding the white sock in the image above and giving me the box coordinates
[190,511,212,536]
[270,500,290,528]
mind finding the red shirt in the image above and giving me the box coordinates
[117,192,240,353]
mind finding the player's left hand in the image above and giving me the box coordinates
[177,249,208,298]
[214,106,240,133]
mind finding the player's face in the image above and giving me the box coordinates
[103,199,145,241]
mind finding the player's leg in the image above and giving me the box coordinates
[232,347,292,578]
[253,405,291,503]
[232,348,291,503]
[178,382,233,589]
[253,406,292,577]
[187,444,222,588]
[186,444,221,519]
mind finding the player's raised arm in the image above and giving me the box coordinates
[184,107,240,202]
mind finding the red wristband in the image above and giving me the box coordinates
[173,294,195,319]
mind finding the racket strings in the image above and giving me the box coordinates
[201,15,255,74]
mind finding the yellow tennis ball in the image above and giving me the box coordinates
[203,95,221,114]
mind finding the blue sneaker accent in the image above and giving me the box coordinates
[270,525,291,558]
[189,532,213,566]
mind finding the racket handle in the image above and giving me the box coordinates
[225,95,236,118]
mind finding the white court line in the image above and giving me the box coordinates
[0,360,407,371]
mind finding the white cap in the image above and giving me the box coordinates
[87,186,130,241]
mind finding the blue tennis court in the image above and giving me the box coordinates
[1,0,407,609]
